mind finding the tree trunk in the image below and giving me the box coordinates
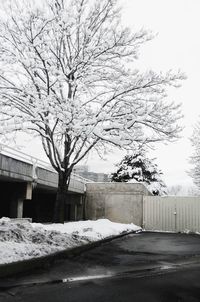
[53,171,69,223]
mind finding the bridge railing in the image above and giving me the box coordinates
[0,143,92,185]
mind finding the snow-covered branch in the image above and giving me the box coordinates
[0,0,184,174]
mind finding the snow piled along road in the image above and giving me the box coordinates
[0,218,141,264]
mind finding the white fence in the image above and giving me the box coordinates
[143,196,200,233]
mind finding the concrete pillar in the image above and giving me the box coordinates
[74,204,77,221]
[17,198,24,218]
[70,204,77,221]
[25,182,32,200]
[9,182,32,218]
[65,194,84,221]
[77,196,84,220]
[10,197,24,218]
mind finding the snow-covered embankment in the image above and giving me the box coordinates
[0,218,141,264]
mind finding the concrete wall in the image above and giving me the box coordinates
[33,167,85,194]
[85,183,151,226]
[0,154,85,194]
[0,154,33,182]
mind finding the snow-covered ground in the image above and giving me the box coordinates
[0,218,141,264]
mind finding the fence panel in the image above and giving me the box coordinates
[143,196,200,233]
[176,197,200,232]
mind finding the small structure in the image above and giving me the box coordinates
[85,182,152,227]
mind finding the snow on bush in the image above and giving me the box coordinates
[0,218,140,264]
[111,149,167,195]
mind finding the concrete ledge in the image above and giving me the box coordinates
[0,230,141,278]
[86,182,152,194]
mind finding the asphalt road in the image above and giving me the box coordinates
[1,232,200,301]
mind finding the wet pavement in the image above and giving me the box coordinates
[1,232,200,301]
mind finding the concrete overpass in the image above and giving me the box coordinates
[0,144,90,222]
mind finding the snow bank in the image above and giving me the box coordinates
[34,219,140,240]
[0,218,140,264]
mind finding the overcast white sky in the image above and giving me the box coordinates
[87,0,200,188]
[14,0,200,188]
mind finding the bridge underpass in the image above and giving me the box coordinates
[22,187,84,223]
[0,145,88,222]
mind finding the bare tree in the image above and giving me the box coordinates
[189,120,200,189]
[167,185,182,196]
[187,186,200,197]
[0,0,184,222]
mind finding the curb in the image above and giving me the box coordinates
[0,229,141,278]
